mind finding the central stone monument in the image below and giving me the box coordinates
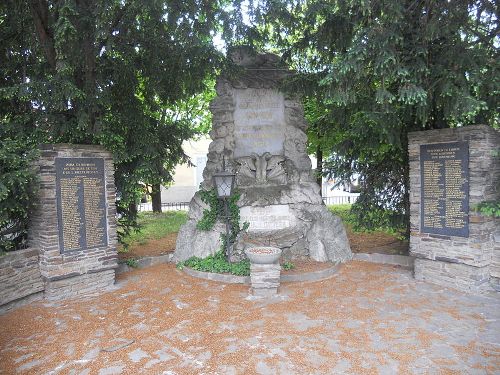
[174,49,352,263]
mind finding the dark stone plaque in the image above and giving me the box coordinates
[420,141,469,237]
[56,157,108,252]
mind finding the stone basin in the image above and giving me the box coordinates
[245,246,282,264]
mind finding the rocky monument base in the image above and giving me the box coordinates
[175,48,351,264]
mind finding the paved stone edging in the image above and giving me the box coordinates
[353,253,415,268]
[183,267,251,284]
[182,262,341,285]
[0,292,44,315]
[281,262,341,283]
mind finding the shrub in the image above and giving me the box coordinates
[178,250,251,276]
[0,136,38,251]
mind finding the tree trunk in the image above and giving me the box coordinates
[316,145,323,196]
[129,202,138,217]
[151,184,162,213]
[29,0,57,70]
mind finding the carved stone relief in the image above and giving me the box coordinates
[235,152,287,186]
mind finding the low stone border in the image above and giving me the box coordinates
[182,262,341,285]
[116,254,173,274]
[0,292,44,315]
[281,262,341,283]
[0,248,44,311]
[353,253,415,268]
[183,267,251,284]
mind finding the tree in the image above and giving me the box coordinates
[249,0,499,231]
[0,0,234,249]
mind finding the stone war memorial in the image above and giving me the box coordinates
[32,144,119,299]
[0,144,118,310]
[409,125,500,293]
[174,48,352,265]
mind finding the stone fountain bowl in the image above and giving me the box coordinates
[245,246,282,264]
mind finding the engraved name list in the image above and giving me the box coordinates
[420,141,469,237]
[55,157,108,252]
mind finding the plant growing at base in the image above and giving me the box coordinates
[475,201,500,218]
[282,261,295,271]
[178,250,251,276]
[125,258,139,268]
[196,188,249,259]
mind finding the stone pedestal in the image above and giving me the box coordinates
[30,144,118,300]
[250,264,281,297]
[408,125,499,293]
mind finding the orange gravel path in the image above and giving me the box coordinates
[0,261,498,374]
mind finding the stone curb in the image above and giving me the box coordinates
[281,262,341,283]
[182,262,341,285]
[183,267,251,284]
[0,292,44,316]
[116,254,173,274]
[353,253,415,268]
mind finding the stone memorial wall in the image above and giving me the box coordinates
[409,125,500,293]
[29,144,118,299]
[175,48,352,263]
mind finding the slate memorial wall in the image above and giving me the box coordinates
[29,144,118,299]
[409,125,500,293]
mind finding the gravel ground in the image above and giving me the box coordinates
[0,261,499,374]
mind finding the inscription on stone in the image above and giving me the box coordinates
[240,205,292,231]
[56,157,108,252]
[420,141,469,237]
[233,89,285,157]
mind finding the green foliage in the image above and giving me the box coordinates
[282,261,295,271]
[179,250,251,276]
[125,258,139,268]
[327,205,357,227]
[121,211,188,249]
[0,0,237,249]
[196,189,244,235]
[247,0,499,233]
[230,258,252,276]
[475,201,500,218]
[0,134,39,251]
[196,188,246,256]
[196,189,223,231]
[328,204,405,237]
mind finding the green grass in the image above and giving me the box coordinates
[328,204,358,227]
[328,204,406,239]
[122,211,188,248]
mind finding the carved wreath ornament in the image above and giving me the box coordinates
[235,152,287,186]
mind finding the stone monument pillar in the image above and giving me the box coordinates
[408,125,500,293]
[30,144,118,299]
[175,48,352,263]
